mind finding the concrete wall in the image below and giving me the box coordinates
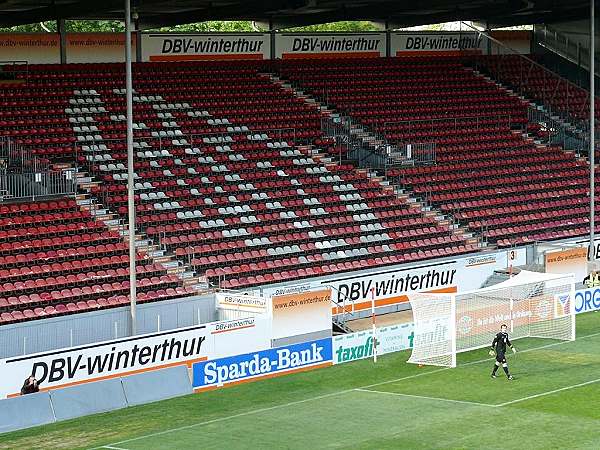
[541,20,600,51]
[0,294,216,359]
[0,365,193,434]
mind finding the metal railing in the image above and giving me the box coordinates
[462,25,594,132]
[0,60,28,82]
[321,114,353,164]
[389,142,437,168]
[322,114,391,169]
[0,169,77,202]
[526,105,588,154]
[321,113,437,172]
[383,114,518,137]
[0,137,51,173]
[534,25,599,80]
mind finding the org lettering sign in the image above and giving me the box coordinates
[192,338,332,389]
[333,331,375,364]
[574,287,600,314]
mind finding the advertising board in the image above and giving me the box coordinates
[192,338,332,390]
[333,323,414,364]
[0,316,270,399]
[392,32,484,56]
[271,288,332,340]
[268,249,527,315]
[142,33,270,61]
[275,33,385,58]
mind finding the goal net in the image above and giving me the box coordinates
[407,270,575,368]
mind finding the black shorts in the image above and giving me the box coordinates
[496,352,506,363]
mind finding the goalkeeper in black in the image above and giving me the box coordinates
[489,324,516,380]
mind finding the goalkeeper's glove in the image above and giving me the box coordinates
[488,349,496,357]
[511,347,517,354]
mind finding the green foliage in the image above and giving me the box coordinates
[0,20,124,33]
[0,20,382,34]
[287,21,379,32]
[0,20,530,34]
[154,21,257,32]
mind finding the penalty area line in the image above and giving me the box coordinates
[496,377,600,407]
[90,368,456,450]
[354,388,496,408]
[91,330,600,450]
[368,330,600,390]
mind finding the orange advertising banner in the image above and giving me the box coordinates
[271,289,332,340]
[545,247,588,282]
[0,33,136,64]
[67,33,136,63]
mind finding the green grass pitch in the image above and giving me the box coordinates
[1,312,600,450]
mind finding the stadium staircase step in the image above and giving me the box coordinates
[392,183,488,249]
[75,171,100,190]
[66,89,209,291]
[480,269,513,288]
[75,184,194,279]
[267,69,490,257]
[276,74,488,255]
[472,67,588,155]
[332,318,353,334]
[267,72,400,162]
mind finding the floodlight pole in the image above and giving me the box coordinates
[125,0,137,335]
[370,288,377,363]
[591,0,596,263]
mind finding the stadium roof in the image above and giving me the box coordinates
[0,0,592,30]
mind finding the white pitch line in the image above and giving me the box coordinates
[89,389,357,450]
[496,377,600,407]
[101,446,129,450]
[92,330,600,450]
[363,330,600,390]
[354,388,496,408]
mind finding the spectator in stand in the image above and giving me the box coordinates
[585,271,600,288]
[20,376,39,395]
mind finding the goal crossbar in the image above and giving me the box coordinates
[408,271,576,368]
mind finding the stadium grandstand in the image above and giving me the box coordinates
[0,0,599,447]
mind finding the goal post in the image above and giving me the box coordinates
[408,271,576,368]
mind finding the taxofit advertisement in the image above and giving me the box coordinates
[333,323,415,364]
[0,316,270,399]
[192,338,332,390]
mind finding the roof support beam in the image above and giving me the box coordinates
[0,0,125,26]
[139,0,309,29]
